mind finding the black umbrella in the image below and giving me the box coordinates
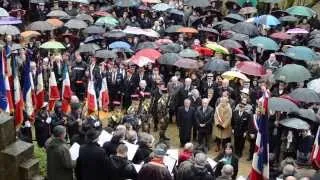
[268,97,299,113]
[76,13,94,24]
[308,38,320,48]
[159,53,181,65]
[184,0,210,7]
[198,27,219,35]
[279,118,310,130]
[230,33,250,41]
[104,31,126,39]
[165,25,183,33]
[218,39,242,49]
[84,35,104,43]
[95,49,117,59]
[203,58,230,72]
[271,10,289,18]
[225,0,241,9]
[84,26,105,34]
[289,88,320,103]
[213,20,234,31]
[231,22,259,37]
[78,43,101,54]
[136,41,158,50]
[224,13,245,23]
[160,43,181,53]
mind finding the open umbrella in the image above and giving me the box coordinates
[236,61,266,76]
[0,8,9,17]
[235,54,251,61]
[76,14,94,24]
[230,33,250,41]
[0,25,20,35]
[130,55,154,67]
[218,39,242,49]
[225,0,241,9]
[78,43,100,53]
[274,64,311,83]
[179,48,199,58]
[65,19,88,29]
[28,21,54,31]
[142,0,161,3]
[95,49,117,59]
[168,8,185,16]
[60,0,89,3]
[279,118,310,130]
[224,14,245,23]
[308,38,320,48]
[198,27,219,35]
[21,30,41,39]
[109,41,131,50]
[177,27,198,33]
[152,3,174,11]
[254,14,280,26]
[47,10,69,18]
[84,35,104,43]
[203,58,230,72]
[285,46,317,61]
[95,16,119,27]
[165,25,183,33]
[237,0,257,7]
[231,22,259,37]
[249,36,279,51]
[114,0,140,7]
[184,0,210,7]
[297,109,317,122]
[289,88,320,103]
[279,16,298,22]
[159,53,181,65]
[160,43,181,53]
[222,71,249,81]
[174,58,199,69]
[104,30,126,39]
[194,47,213,56]
[286,28,309,34]
[40,40,65,49]
[206,42,229,54]
[46,18,64,28]
[135,48,161,60]
[286,6,316,17]
[136,41,158,50]
[84,26,105,34]
[143,29,160,38]
[239,7,257,15]
[271,10,289,18]
[307,78,320,93]
[155,39,173,45]
[268,97,299,113]
[0,16,22,25]
[270,32,291,41]
[122,26,145,35]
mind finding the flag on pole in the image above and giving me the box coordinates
[22,55,34,117]
[311,126,320,169]
[13,70,24,127]
[87,79,97,114]
[5,75,13,112]
[99,77,109,111]
[48,71,60,111]
[61,63,73,113]
[0,49,8,112]
[36,70,45,110]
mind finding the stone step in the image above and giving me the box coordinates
[20,158,40,180]
[31,175,45,180]
[0,113,15,150]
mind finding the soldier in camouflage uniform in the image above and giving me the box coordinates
[107,101,124,129]
[139,92,152,132]
[157,86,170,141]
[124,95,141,131]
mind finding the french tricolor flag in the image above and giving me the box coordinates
[87,78,97,114]
[23,55,34,117]
[14,72,24,127]
[61,63,73,113]
[36,70,45,110]
[311,126,320,169]
[48,71,60,111]
[99,77,109,112]
[4,75,13,112]
[0,49,8,112]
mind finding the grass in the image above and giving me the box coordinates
[34,142,47,177]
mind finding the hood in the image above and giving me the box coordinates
[109,155,129,169]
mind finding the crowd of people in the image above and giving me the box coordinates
[1,0,320,180]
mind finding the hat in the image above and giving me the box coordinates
[53,125,66,138]
[131,94,140,101]
[86,129,100,142]
[153,143,167,157]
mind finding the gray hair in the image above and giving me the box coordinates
[138,132,154,146]
[194,152,207,167]
[191,89,200,98]
[221,164,234,177]
[126,130,137,144]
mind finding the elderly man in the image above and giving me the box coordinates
[196,98,214,149]
[177,99,195,147]
[177,78,193,108]
[216,164,234,180]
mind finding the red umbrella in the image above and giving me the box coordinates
[174,58,199,69]
[236,61,266,76]
[155,39,173,45]
[194,47,213,57]
[129,55,155,67]
[135,48,161,60]
[270,32,291,40]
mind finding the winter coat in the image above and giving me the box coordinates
[105,155,138,180]
[214,103,232,139]
[132,143,153,164]
[138,160,173,180]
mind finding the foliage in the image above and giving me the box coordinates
[34,143,47,177]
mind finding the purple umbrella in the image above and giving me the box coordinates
[286,28,309,34]
[0,16,22,25]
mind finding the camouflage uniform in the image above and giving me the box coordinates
[107,111,124,129]
[157,93,170,140]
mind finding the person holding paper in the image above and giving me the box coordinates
[214,143,238,180]
[47,125,75,180]
[103,131,125,156]
[133,132,154,164]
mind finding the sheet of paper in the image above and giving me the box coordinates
[207,157,217,169]
[163,156,177,173]
[166,149,179,160]
[133,164,143,173]
[69,143,80,161]
[97,130,113,147]
[123,141,139,161]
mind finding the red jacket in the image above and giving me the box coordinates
[178,150,193,165]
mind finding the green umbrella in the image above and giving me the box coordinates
[40,40,65,49]
[286,6,316,17]
[224,14,245,23]
[95,16,119,27]
[179,48,199,58]
[285,46,317,61]
[159,53,181,65]
[249,36,279,51]
[274,64,311,83]
[237,0,257,7]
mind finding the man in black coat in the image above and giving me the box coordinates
[76,129,106,180]
[177,78,193,107]
[35,102,51,147]
[70,52,88,101]
[195,98,214,149]
[177,99,195,147]
[106,65,123,104]
[122,69,138,109]
[200,73,217,98]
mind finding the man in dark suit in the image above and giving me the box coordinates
[122,69,138,109]
[195,98,214,149]
[150,82,163,132]
[106,65,123,105]
[200,73,217,98]
[231,99,251,158]
[177,78,193,107]
[177,99,195,147]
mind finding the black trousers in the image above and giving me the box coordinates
[248,138,256,159]
[198,130,209,148]
[179,128,191,146]
[216,137,231,148]
[234,134,245,157]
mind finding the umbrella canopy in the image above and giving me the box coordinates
[184,0,210,7]
[297,109,317,122]
[84,35,104,43]
[160,43,181,53]
[254,15,280,26]
[21,30,41,39]
[76,14,94,23]
[286,28,309,34]
[279,118,310,130]
[268,97,299,113]
[206,42,229,54]
[109,41,131,50]
[40,40,65,49]
[270,32,291,40]
[0,16,22,25]
[135,48,161,60]
[143,29,160,38]
[95,16,119,27]
[194,47,213,56]
[224,14,245,23]
[95,49,117,59]
[274,64,311,83]
[236,61,266,76]
[177,27,198,33]
[129,55,154,67]
[222,71,249,81]
[122,26,145,35]
[159,53,181,65]
[279,16,298,22]
[78,43,100,53]
[230,33,250,41]
[237,0,257,7]
[249,36,279,51]
[155,39,173,45]
[198,27,219,35]
[0,8,9,17]
[213,20,234,31]
[203,58,230,72]
[307,78,320,93]
[60,0,89,3]
[218,39,242,49]
[165,25,183,33]
[114,0,140,7]
[47,10,69,18]
[65,19,88,29]
[235,54,251,61]
[239,7,257,15]
[289,88,320,103]
[136,41,158,50]
[179,48,199,58]
[285,46,317,61]
[104,30,126,39]
[286,6,316,17]
[28,21,54,31]
[142,0,161,3]
[231,22,259,37]
[0,25,20,35]
[152,3,174,11]
[84,26,105,34]
[168,8,185,16]
[308,38,320,48]
[174,58,199,69]
[46,18,64,27]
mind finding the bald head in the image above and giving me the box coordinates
[221,164,234,177]
[184,142,193,151]
[283,164,296,177]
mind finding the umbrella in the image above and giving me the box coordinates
[230,33,250,41]
[285,46,317,61]
[286,28,309,34]
[236,61,266,76]
[0,16,22,25]
[235,54,251,61]
[194,47,213,56]
[297,109,317,122]
[307,78,320,93]
[0,25,20,35]
[224,14,245,23]
[279,118,310,130]
[274,64,311,83]
[122,26,145,35]
[177,27,198,34]
[152,3,174,11]
[268,97,299,113]
[254,15,280,26]
[155,39,173,45]
[198,27,219,35]
[21,30,41,39]
[218,39,242,49]
[165,25,183,33]
[143,29,160,38]
[279,16,298,22]
[114,0,140,7]
[95,49,117,59]
[95,16,119,27]
[0,8,9,17]
[225,0,241,9]
[184,0,210,7]
[213,20,234,31]
[168,8,185,16]
[179,48,199,58]
[46,18,64,27]
[93,11,111,17]
[47,10,69,18]
[84,35,104,43]
[231,22,259,37]
[203,58,230,72]
[109,41,131,50]
[78,43,101,53]
[130,55,154,67]
[249,36,279,51]
[286,6,316,17]
[104,30,126,39]
[222,71,249,81]
[308,38,320,48]
[136,41,158,50]
[40,40,65,49]
[28,21,54,31]
[205,42,229,54]
[60,0,89,3]
[142,0,161,3]
[270,32,291,40]
[160,43,181,53]
[159,53,181,65]
[237,0,257,7]
[84,26,105,34]
[76,14,94,23]
[30,0,50,3]
[174,58,199,69]
[65,19,88,29]
[135,48,161,60]
[239,7,257,15]
[289,88,320,103]
[271,10,289,18]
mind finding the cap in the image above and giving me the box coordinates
[131,94,140,101]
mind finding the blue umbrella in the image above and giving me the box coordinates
[249,36,279,51]
[152,3,174,11]
[254,15,280,26]
[285,46,317,61]
[109,41,131,50]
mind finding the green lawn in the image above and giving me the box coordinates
[34,143,47,176]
